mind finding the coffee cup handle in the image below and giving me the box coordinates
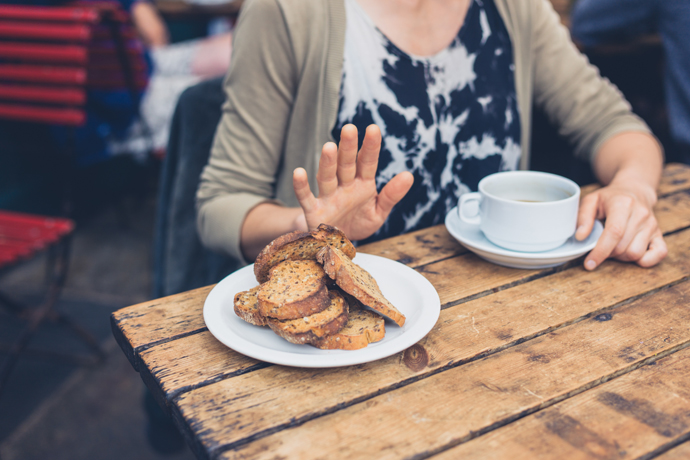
[458,192,482,226]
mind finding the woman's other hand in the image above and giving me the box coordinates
[293,124,414,241]
[575,131,667,270]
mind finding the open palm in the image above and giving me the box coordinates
[293,124,414,241]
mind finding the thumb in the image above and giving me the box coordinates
[376,172,414,216]
[576,192,599,241]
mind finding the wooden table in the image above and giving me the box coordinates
[112,163,690,460]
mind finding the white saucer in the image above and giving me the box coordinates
[444,206,604,269]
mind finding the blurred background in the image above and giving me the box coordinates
[0,0,683,459]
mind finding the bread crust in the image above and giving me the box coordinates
[313,309,385,350]
[316,246,406,327]
[254,224,356,283]
[233,285,266,326]
[267,291,349,345]
[258,260,330,320]
[311,224,356,258]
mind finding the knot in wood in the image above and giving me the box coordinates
[403,344,429,371]
[594,313,613,322]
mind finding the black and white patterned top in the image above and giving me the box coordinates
[332,0,522,243]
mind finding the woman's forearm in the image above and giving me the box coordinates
[240,203,306,261]
[592,131,663,203]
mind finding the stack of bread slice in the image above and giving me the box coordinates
[233,224,406,350]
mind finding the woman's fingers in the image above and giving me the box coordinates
[637,230,668,268]
[583,196,633,270]
[316,142,339,196]
[377,172,414,216]
[575,192,599,241]
[293,167,317,213]
[614,217,659,262]
[337,124,359,186]
[357,125,382,181]
[610,206,654,259]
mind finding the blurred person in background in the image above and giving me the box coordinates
[571,0,690,165]
[107,0,234,157]
[0,0,232,161]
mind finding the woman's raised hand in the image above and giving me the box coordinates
[292,124,414,241]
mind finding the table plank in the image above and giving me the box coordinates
[219,280,690,460]
[111,285,212,369]
[359,225,467,267]
[437,347,690,460]
[138,332,264,414]
[655,191,690,234]
[657,163,690,196]
[172,229,690,458]
[656,441,690,460]
[138,333,234,409]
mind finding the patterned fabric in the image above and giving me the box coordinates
[333,0,521,242]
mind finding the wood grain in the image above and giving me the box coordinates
[138,332,262,414]
[437,347,690,459]
[655,441,690,460]
[110,285,212,369]
[658,163,690,196]
[174,229,690,458]
[359,224,466,266]
[219,280,690,460]
[655,191,690,234]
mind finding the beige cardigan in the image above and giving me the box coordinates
[197,0,650,263]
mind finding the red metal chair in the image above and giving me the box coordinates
[0,2,147,126]
[0,2,148,396]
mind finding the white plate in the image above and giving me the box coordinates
[203,253,441,368]
[445,206,603,269]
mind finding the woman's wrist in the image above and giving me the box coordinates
[240,203,306,261]
[608,168,659,208]
[292,210,308,233]
[594,131,662,206]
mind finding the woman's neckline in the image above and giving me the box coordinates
[348,0,475,61]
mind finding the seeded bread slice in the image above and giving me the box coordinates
[267,290,349,345]
[316,246,406,327]
[233,285,266,326]
[257,260,330,320]
[254,224,356,283]
[313,309,385,350]
[338,290,364,311]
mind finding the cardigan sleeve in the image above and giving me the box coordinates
[196,0,297,263]
[529,0,652,164]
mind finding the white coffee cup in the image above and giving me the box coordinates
[458,171,580,252]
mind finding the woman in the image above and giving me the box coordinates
[197,0,666,271]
